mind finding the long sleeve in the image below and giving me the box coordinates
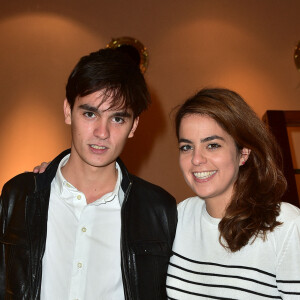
[276,211,300,299]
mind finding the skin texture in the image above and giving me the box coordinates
[178,114,250,218]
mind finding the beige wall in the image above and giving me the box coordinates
[0,0,300,202]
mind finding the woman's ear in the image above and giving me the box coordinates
[64,99,71,125]
[239,148,251,166]
[128,117,139,138]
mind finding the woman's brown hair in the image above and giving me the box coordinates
[175,88,287,252]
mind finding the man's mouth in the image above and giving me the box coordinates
[90,144,107,150]
[193,171,216,179]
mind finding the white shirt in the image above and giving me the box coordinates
[41,154,125,300]
[167,197,300,299]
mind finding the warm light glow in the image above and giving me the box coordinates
[0,13,104,189]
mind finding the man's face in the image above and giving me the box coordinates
[64,90,139,171]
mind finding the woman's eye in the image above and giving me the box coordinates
[83,112,96,118]
[179,145,192,152]
[207,143,220,150]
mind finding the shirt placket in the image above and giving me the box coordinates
[69,190,89,300]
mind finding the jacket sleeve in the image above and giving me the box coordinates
[0,174,32,298]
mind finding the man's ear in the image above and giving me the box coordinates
[239,148,251,166]
[128,117,139,138]
[64,99,71,125]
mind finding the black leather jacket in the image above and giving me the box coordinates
[0,150,177,300]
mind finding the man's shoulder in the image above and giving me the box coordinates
[1,149,71,199]
[130,174,176,203]
[128,175,178,233]
[0,173,37,219]
[2,172,36,197]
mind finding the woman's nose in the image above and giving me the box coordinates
[191,150,207,166]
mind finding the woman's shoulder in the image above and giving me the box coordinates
[272,202,300,241]
[177,196,204,208]
[270,202,300,268]
[278,202,300,223]
[177,196,205,217]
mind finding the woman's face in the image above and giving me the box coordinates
[178,114,249,207]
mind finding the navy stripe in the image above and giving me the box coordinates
[169,262,277,288]
[278,289,300,295]
[167,273,281,299]
[172,252,276,277]
[167,285,238,300]
[277,280,300,283]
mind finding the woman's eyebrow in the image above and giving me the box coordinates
[200,135,224,143]
[179,135,225,144]
[178,138,192,144]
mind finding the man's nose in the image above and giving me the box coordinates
[94,120,110,139]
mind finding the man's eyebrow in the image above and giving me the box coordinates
[111,111,132,118]
[79,104,99,113]
[78,104,132,118]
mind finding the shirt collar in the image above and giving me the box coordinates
[54,154,124,205]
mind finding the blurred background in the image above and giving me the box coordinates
[0,0,299,203]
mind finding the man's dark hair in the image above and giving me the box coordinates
[66,48,151,118]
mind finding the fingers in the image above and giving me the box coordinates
[33,162,49,174]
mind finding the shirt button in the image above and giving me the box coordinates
[82,227,87,232]
[77,262,82,268]
[66,183,71,188]
[77,195,81,200]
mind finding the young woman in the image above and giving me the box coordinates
[167,88,300,299]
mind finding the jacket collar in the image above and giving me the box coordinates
[35,149,132,194]
[117,157,132,194]
[35,149,71,192]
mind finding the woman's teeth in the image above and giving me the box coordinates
[193,171,216,179]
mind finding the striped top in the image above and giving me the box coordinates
[167,197,300,299]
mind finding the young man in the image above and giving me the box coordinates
[0,48,177,299]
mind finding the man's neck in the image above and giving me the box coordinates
[61,155,118,204]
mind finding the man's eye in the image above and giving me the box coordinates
[179,145,192,152]
[207,143,220,150]
[113,117,125,124]
[83,112,96,118]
